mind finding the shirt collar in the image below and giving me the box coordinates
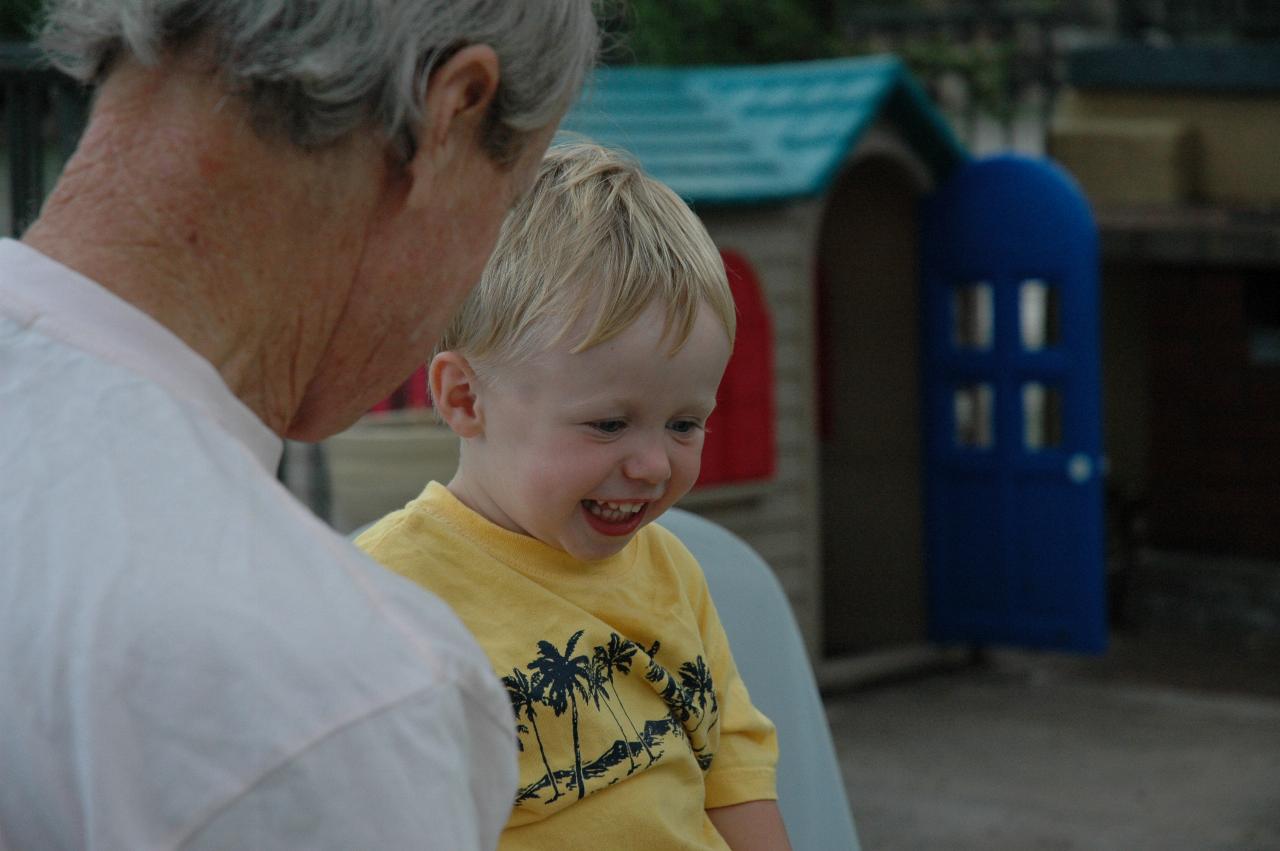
[0,238,283,472]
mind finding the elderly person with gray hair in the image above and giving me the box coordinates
[0,2,596,848]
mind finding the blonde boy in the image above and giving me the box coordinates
[357,143,790,850]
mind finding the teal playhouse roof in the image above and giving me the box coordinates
[560,55,967,207]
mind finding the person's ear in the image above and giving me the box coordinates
[430,351,484,438]
[405,44,501,210]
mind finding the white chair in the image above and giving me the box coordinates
[660,507,861,851]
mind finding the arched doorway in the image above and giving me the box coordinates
[816,152,929,657]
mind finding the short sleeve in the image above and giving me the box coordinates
[690,562,780,809]
[181,685,517,850]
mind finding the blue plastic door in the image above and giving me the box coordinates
[921,155,1106,653]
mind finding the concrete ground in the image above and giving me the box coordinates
[825,632,1280,851]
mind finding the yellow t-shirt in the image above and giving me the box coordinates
[357,482,778,851]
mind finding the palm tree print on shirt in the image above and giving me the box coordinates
[594,633,658,766]
[503,668,562,802]
[527,630,592,799]
[509,630,719,807]
[588,657,638,773]
[679,657,720,769]
[644,649,717,768]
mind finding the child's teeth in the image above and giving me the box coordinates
[587,500,643,520]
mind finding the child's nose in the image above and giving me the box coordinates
[622,438,671,485]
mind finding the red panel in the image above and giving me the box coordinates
[814,262,834,443]
[697,250,776,488]
[369,364,431,413]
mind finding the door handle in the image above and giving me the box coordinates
[1067,453,1093,484]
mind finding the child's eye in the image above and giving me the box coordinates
[590,419,626,435]
[668,419,703,435]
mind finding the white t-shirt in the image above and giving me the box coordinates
[0,239,516,850]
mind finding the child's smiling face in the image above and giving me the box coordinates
[450,301,731,562]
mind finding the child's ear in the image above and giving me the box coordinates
[429,351,484,438]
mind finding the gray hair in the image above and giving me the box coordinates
[39,1,598,162]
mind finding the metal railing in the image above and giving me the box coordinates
[837,2,1103,154]
[0,42,87,236]
[833,0,1280,155]
[1116,0,1280,41]
[0,43,338,518]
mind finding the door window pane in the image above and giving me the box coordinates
[952,283,993,350]
[1023,382,1063,450]
[1245,279,1280,366]
[1019,279,1061,350]
[954,383,994,448]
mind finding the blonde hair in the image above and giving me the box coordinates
[438,141,735,370]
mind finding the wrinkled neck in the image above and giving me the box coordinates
[23,57,380,434]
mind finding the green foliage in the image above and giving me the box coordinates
[894,35,1017,119]
[605,0,1025,122]
[606,0,840,65]
[0,0,41,39]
